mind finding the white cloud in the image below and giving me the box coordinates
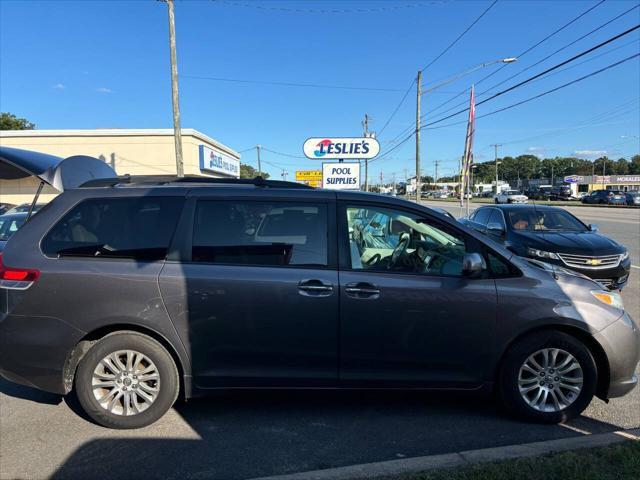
[96,87,113,94]
[527,146,545,154]
[573,150,607,159]
[52,83,65,90]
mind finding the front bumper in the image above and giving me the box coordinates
[544,257,631,290]
[593,312,640,399]
[0,313,85,395]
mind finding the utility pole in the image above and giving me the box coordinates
[380,171,384,189]
[363,114,369,192]
[165,0,184,177]
[415,70,422,203]
[256,144,262,177]
[491,144,502,193]
[602,157,606,190]
[281,169,288,181]
[434,159,440,186]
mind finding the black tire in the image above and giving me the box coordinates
[74,331,179,429]
[498,330,597,424]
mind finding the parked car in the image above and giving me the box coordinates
[6,202,46,214]
[495,190,528,204]
[0,212,27,252]
[581,190,626,205]
[0,147,638,429]
[460,204,631,290]
[0,203,15,215]
[625,191,640,206]
[549,185,573,201]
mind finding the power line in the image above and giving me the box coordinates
[182,74,403,92]
[425,0,607,116]
[424,24,640,127]
[378,0,498,140]
[261,147,308,159]
[215,1,432,14]
[377,79,416,137]
[426,53,640,130]
[371,131,416,164]
[421,0,498,72]
[427,2,639,119]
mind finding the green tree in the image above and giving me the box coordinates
[240,164,270,179]
[629,155,640,174]
[0,112,35,130]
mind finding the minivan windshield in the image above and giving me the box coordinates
[508,209,587,232]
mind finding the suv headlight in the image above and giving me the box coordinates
[527,248,559,260]
[590,290,624,311]
[620,251,629,261]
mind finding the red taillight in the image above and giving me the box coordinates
[0,253,40,283]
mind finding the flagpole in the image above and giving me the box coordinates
[461,85,475,215]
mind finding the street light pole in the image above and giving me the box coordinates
[415,70,422,203]
[165,0,184,177]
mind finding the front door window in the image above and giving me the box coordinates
[346,206,468,276]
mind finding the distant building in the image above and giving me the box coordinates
[0,128,241,205]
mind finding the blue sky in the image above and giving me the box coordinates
[1,0,639,182]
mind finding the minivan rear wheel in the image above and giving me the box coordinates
[499,331,596,423]
[74,331,179,429]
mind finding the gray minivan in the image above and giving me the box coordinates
[0,147,638,429]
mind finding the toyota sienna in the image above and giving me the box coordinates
[0,147,638,429]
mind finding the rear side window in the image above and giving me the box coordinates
[42,197,184,261]
[192,201,328,267]
[472,208,491,226]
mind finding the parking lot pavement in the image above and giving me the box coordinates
[1,203,638,480]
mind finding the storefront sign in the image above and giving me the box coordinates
[295,170,322,181]
[564,175,584,183]
[322,162,360,190]
[303,137,380,160]
[199,145,240,178]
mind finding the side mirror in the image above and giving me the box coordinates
[462,253,485,277]
[588,224,599,232]
[486,222,505,236]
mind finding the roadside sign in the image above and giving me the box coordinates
[303,137,380,160]
[322,162,360,190]
[295,170,322,181]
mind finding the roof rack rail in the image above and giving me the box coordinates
[80,175,313,189]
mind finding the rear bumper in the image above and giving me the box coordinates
[0,313,85,395]
[593,312,640,399]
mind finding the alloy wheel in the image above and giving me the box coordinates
[517,348,583,413]
[91,350,161,416]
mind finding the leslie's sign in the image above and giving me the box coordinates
[303,137,380,160]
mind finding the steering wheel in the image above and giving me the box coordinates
[365,253,382,266]
[389,232,410,268]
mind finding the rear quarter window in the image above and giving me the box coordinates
[41,197,184,261]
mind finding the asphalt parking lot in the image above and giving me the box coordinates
[1,204,638,480]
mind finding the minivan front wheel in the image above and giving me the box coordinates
[499,331,597,423]
[74,332,179,429]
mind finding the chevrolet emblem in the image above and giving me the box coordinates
[585,258,602,266]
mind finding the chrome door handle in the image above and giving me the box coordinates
[299,284,334,292]
[345,282,380,298]
[298,280,334,296]
[345,287,380,294]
